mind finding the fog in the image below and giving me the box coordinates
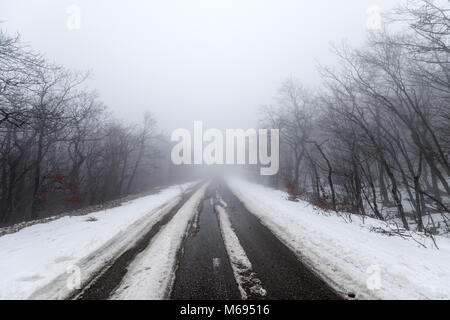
[1,0,449,239]
[1,0,400,132]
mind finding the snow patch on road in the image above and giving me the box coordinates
[110,183,209,300]
[227,177,450,300]
[215,191,228,208]
[215,197,266,299]
[212,258,221,272]
[0,182,196,300]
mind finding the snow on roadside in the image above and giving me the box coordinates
[227,177,450,300]
[0,182,197,300]
[110,183,209,300]
[214,195,266,299]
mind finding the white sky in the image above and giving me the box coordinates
[0,0,402,132]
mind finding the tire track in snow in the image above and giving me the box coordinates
[214,192,267,300]
[71,183,200,300]
[110,183,209,300]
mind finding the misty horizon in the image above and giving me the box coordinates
[1,0,449,306]
[1,0,401,132]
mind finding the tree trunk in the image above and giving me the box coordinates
[30,124,44,219]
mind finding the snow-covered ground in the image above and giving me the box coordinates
[375,188,450,236]
[110,183,209,300]
[0,182,196,300]
[227,177,450,300]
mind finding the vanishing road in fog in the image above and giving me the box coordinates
[72,181,340,300]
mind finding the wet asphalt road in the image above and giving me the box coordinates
[171,188,241,299]
[218,184,340,300]
[74,182,341,300]
[171,183,341,300]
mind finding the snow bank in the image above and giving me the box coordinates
[0,182,196,300]
[227,177,450,300]
[111,183,209,300]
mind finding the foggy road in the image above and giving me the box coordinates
[171,188,241,299]
[3,0,450,304]
[71,182,340,300]
[171,182,340,300]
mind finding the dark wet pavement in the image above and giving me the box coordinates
[218,184,340,300]
[171,183,341,300]
[170,188,241,299]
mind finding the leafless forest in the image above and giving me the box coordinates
[0,33,187,225]
[1,0,449,235]
[259,0,449,233]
